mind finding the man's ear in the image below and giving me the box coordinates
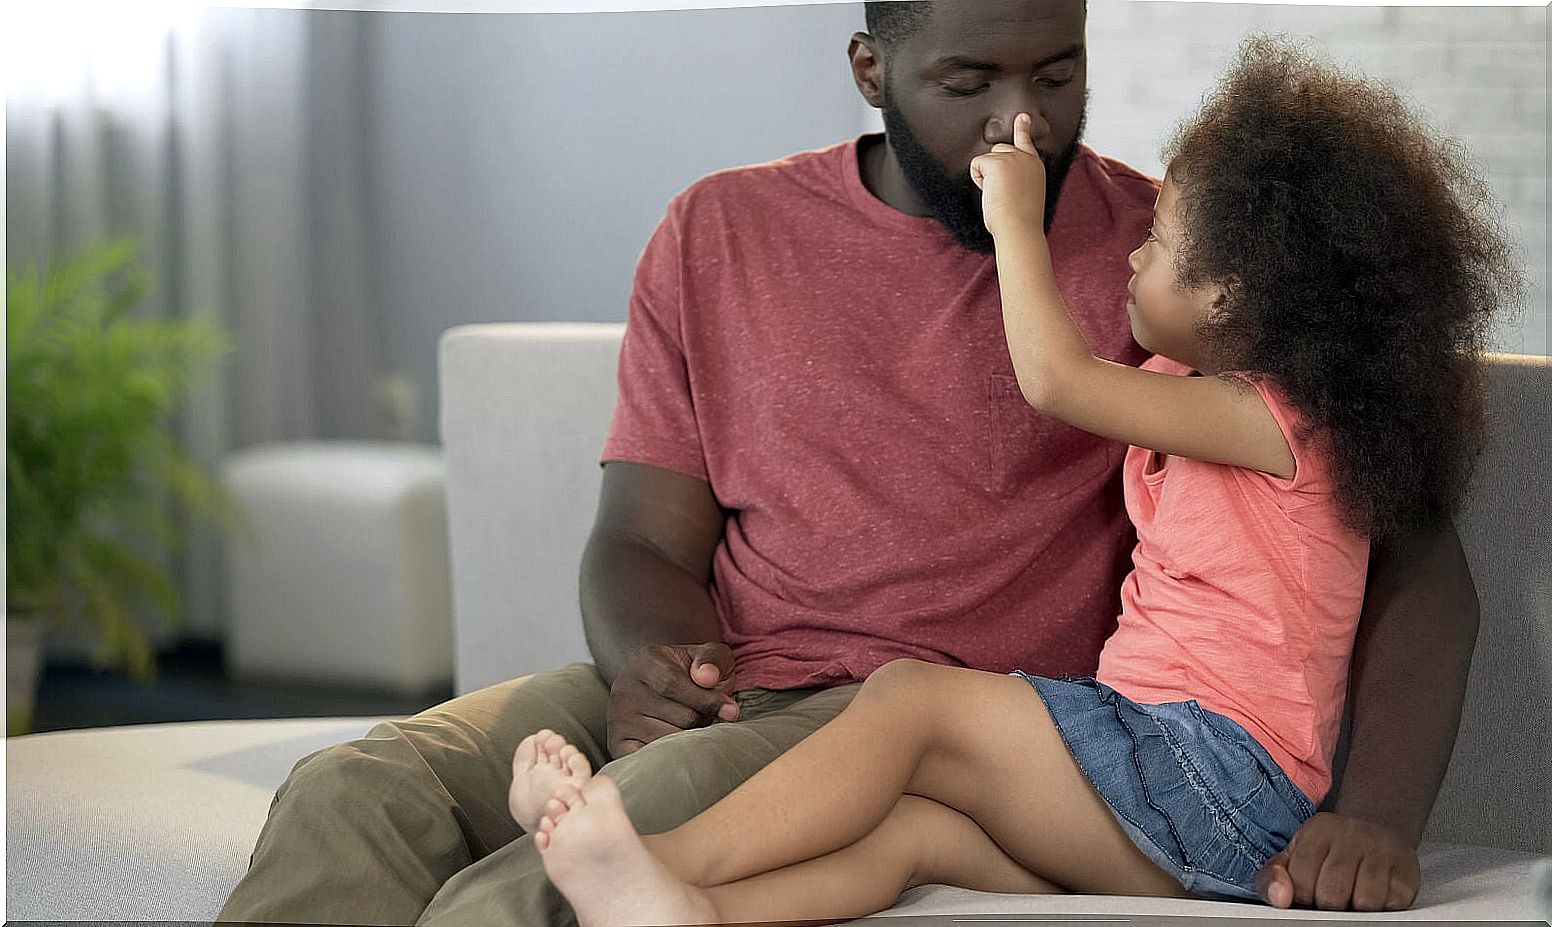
[848,32,886,109]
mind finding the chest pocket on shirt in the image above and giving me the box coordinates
[982,373,1120,498]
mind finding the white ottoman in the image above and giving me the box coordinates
[222,441,454,693]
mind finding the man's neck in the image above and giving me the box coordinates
[858,133,934,218]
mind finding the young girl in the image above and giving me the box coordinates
[505,36,1519,925]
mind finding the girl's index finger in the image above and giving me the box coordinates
[1013,112,1036,154]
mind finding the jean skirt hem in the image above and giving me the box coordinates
[1010,670,1315,902]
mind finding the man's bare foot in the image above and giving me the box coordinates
[509,729,592,832]
[537,776,719,927]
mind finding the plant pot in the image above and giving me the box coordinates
[7,613,50,735]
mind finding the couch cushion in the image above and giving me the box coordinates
[5,717,1547,921]
[5,717,387,920]
[878,841,1547,922]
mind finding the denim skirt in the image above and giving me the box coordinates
[1011,672,1316,901]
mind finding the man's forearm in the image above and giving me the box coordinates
[579,531,723,685]
[1330,524,1479,843]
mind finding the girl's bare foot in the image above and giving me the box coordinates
[537,776,719,927]
[509,729,592,832]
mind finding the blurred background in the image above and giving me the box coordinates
[5,1,1546,734]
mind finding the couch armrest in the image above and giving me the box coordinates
[438,323,624,693]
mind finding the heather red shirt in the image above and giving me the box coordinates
[603,137,1157,691]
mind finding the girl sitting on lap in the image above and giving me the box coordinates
[507,35,1521,926]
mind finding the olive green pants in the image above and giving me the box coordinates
[218,663,861,926]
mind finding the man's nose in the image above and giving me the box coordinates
[984,103,1051,147]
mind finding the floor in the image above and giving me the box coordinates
[28,640,453,733]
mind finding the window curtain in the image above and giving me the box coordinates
[6,6,396,640]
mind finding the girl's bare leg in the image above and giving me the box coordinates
[645,659,1186,897]
[538,777,1058,927]
[698,793,1060,924]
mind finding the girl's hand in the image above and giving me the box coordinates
[969,113,1048,239]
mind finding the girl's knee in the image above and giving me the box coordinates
[858,658,954,707]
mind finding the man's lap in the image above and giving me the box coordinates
[605,681,863,831]
[382,663,861,859]
[414,673,862,925]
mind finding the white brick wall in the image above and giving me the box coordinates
[1084,2,1547,355]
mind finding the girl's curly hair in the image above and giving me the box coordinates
[1164,35,1523,539]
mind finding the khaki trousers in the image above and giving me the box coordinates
[218,662,861,926]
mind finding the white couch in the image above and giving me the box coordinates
[6,323,1548,922]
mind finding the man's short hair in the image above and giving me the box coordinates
[863,1,934,50]
[865,1,1090,50]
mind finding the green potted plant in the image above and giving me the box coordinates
[6,237,235,734]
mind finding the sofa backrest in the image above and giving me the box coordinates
[438,323,1549,853]
[1429,353,1550,853]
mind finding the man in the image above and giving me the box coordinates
[220,1,1477,922]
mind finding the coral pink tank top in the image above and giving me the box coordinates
[1097,354,1370,802]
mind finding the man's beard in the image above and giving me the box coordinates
[881,88,1086,254]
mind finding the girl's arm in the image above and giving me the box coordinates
[971,116,1294,478]
[993,230,1295,479]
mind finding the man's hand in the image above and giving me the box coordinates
[605,641,740,759]
[1257,812,1420,911]
[969,112,1048,238]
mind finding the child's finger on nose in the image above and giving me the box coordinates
[1014,112,1036,154]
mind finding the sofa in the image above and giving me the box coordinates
[6,322,1548,923]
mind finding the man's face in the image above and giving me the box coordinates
[878,0,1089,252]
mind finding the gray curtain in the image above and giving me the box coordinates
[6,8,397,640]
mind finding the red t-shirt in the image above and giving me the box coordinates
[603,137,1157,691]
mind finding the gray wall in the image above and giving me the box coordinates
[357,3,1545,442]
[362,5,874,439]
[1084,2,1547,356]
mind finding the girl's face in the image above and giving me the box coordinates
[1126,174,1222,372]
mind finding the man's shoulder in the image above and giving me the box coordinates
[1073,146,1162,210]
[668,139,854,218]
